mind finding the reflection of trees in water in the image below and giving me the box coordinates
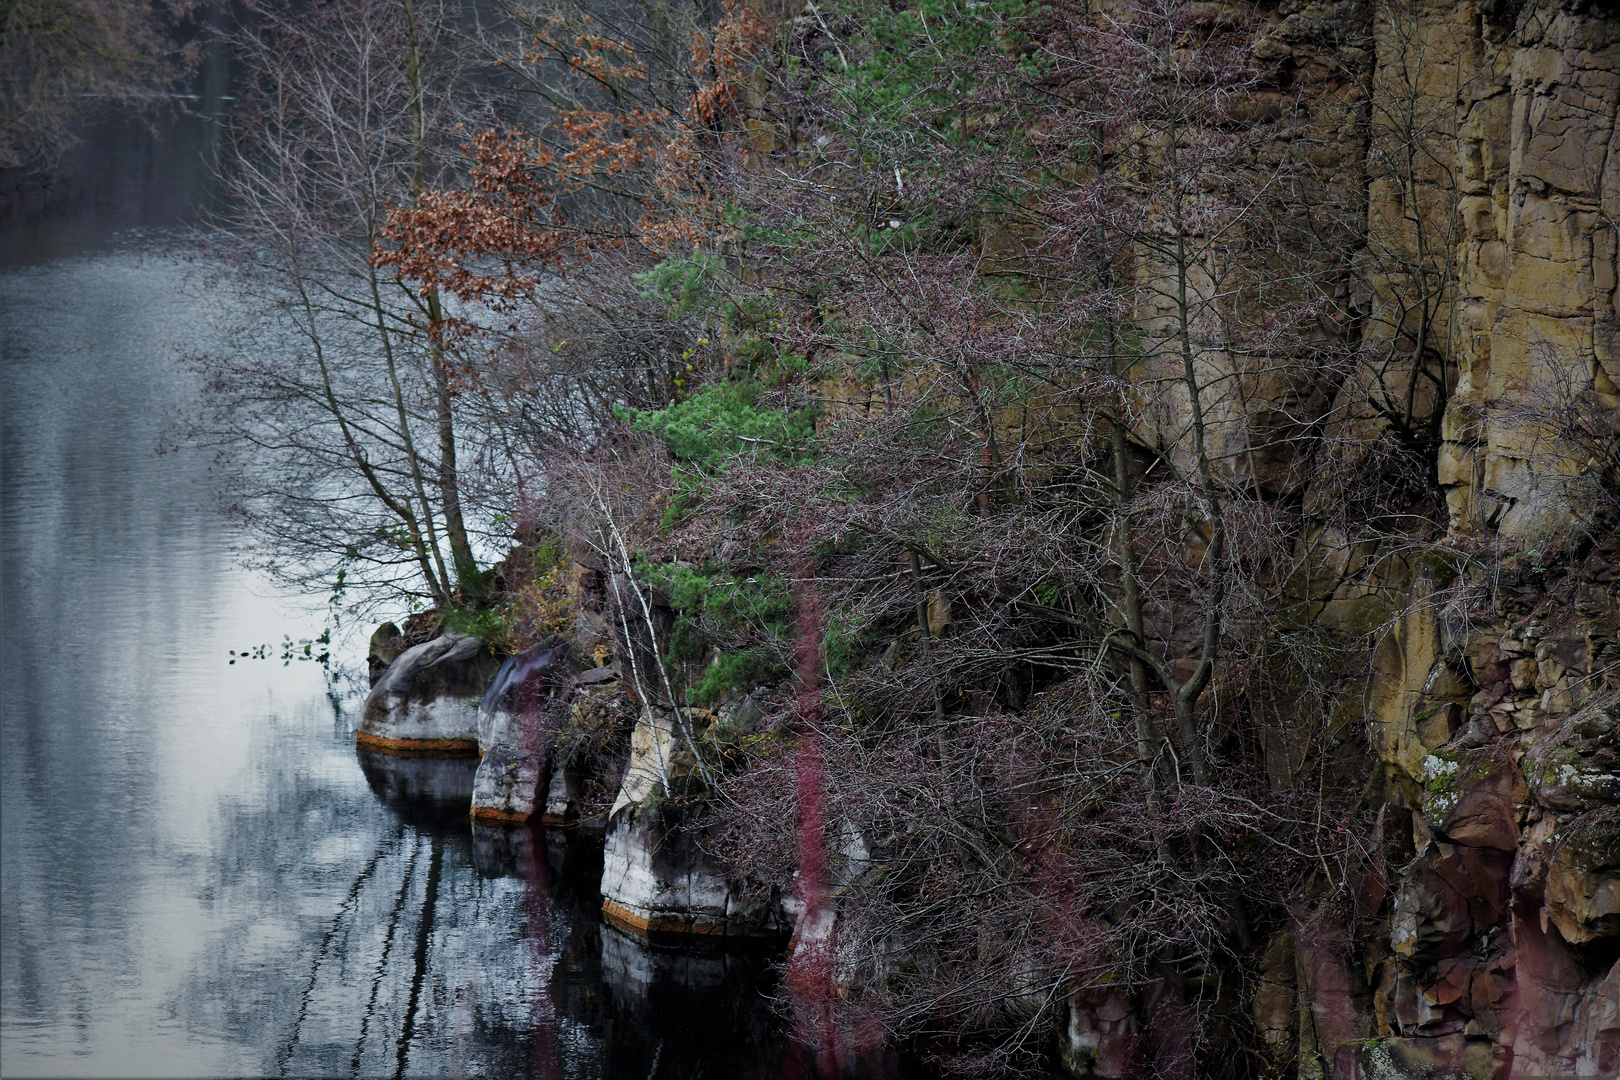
[350,834,416,1077]
[180,733,531,1077]
[395,833,442,1080]
[177,719,403,1064]
[511,824,786,1080]
[0,255,253,1058]
[268,750,542,1078]
[274,822,404,1075]
[195,737,782,1079]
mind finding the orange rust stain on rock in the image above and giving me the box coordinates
[601,900,781,942]
[603,900,721,940]
[469,805,528,824]
[355,731,480,756]
[601,899,654,936]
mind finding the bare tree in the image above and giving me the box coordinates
[196,0,500,607]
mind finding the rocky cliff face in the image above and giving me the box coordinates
[470,642,570,823]
[1335,546,1619,1079]
[600,799,789,941]
[1065,2,1619,1076]
[1221,3,1620,1077]
[589,2,1620,1061]
[1424,0,1620,540]
[596,689,786,941]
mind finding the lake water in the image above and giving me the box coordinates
[0,88,783,1080]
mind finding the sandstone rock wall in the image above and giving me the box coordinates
[1123,0,1618,537]
[1432,0,1620,539]
[1339,4,1620,1076]
[1131,0,1371,495]
[1068,3,1620,1077]
[597,700,787,941]
[1242,11,1620,1075]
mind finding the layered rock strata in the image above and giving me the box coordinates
[1322,0,1619,1073]
[1430,0,1620,540]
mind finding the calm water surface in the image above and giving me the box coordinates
[0,96,781,1079]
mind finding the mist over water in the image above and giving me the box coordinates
[0,72,780,1080]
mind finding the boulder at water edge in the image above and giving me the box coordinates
[470,641,566,823]
[599,707,786,941]
[601,806,786,941]
[356,632,496,754]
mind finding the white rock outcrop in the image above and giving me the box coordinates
[598,707,786,941]
[357,632,494,754]
[469,641,567,822]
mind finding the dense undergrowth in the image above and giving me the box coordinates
[205,0,1620,1074]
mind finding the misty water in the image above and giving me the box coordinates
[0,87,782,1078]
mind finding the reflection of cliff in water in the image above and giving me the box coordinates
[472,818,786,1079]
[348,750,785,1079]
[356,749,480,832]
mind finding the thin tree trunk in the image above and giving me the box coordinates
[402,0,479,599]
[367,258,454,600]
[292,240,450,607]
[1109,378,1173,864]
[1166,142,1216,789]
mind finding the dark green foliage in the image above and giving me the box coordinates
[818,0,1034,145]
[692,647,784,704]
[634,252,726,319]
[650,564,793,629]
[820,610,874,677]
[622,378,818,469]
[642,563,794,704]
